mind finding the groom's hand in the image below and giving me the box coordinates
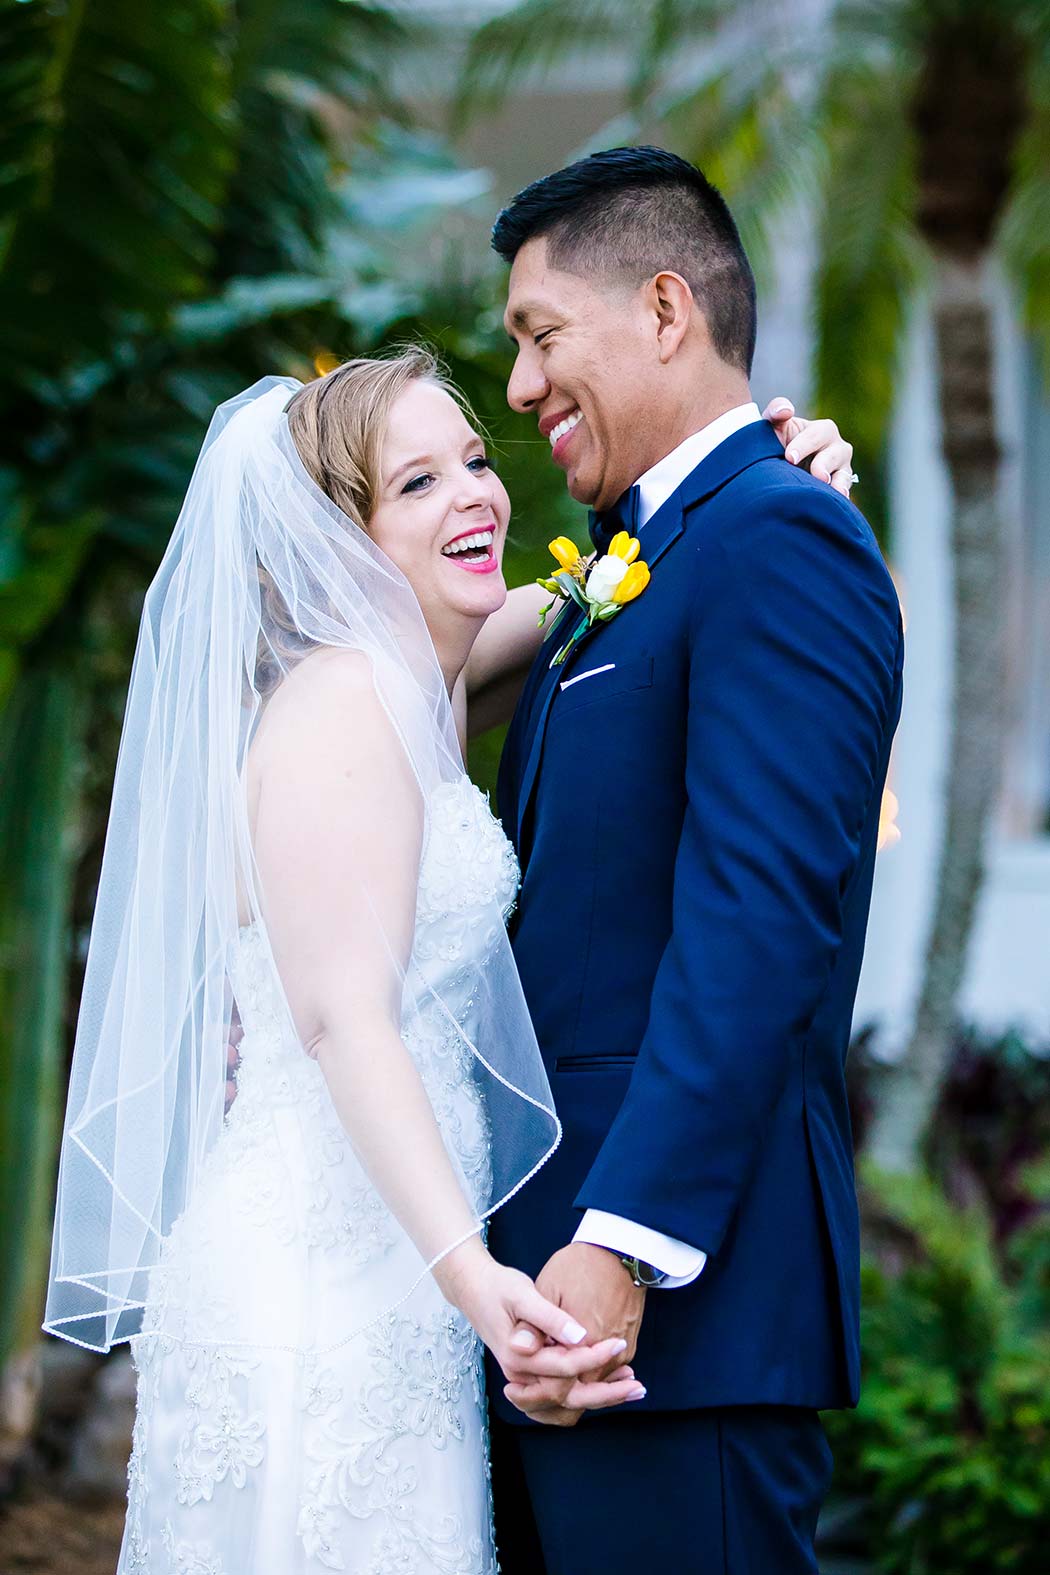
[535,1244,646,1366]
[504,1243,647,1426]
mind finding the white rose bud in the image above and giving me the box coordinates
[586,554,628,606]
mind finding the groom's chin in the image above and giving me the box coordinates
[562,469,598,507]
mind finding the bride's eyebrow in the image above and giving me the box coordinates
[387,454,433,485]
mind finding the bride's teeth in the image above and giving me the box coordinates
[442,529,495,558]
[548,410,582,447]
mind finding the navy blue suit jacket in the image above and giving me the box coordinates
[489,422,904,1421]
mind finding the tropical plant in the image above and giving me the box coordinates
[459,0,1050,1172]
[0,0,516,1461]
[821,1166,1050,1573]
[0,668,83,1470]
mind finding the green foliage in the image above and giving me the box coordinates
[0,0,493,694]
[0,666,83,1367]
[456,0,725,124]
[218,0,411,280]
[1000,43,1050,382]
[809,52,924,529]
[460,0,1050,544]
[826,1167,1050,1573]
[0,0,537,1392]
[0,0,238,387]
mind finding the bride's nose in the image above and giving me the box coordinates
[450,469,495,514]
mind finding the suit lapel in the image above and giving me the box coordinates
[510,421,786,854]
[512,491,685,850]
[675,418,784,512]
[514,602,587,847]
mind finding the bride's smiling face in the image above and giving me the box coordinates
[368,380,510,628]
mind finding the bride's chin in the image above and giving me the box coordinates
[452,579,508,619]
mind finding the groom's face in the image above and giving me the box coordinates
[504,238,662,511]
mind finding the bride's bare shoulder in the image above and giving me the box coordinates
[251,648,386,766]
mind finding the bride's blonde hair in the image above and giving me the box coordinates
[255,347,471,692]
[285,346,460,529]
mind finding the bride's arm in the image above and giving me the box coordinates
[464,581,551,738]
[250,650,637,1405]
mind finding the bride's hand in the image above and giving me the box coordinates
[434,1237,641,1406]
[763,397,857,496]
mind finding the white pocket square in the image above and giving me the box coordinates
[560,663,615,691]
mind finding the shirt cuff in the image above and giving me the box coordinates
[573,1209,707,1288]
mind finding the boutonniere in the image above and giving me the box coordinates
[536,531,651,666]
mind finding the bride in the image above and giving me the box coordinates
[43,349,850,1573]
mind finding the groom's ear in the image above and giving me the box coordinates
[649,271,694,364]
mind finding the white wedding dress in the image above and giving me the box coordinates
[118,780,519,1575]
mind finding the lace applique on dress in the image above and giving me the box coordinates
[296,1307,489,1573]
[117,778,512,1573]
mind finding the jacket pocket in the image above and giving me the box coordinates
[555,1053,637,1073]
[550,653,654,719]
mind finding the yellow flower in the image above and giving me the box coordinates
[610,561,650,604]
[607,531,641,564]
[548,536,584,573]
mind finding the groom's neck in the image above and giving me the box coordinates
[630,368,753,483]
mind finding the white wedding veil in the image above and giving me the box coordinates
[44,374,560,1355]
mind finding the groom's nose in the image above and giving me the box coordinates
[507,347,549,414]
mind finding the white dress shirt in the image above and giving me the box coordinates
[572,402,764,1287]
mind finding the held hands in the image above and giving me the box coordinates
[433,1237,642,1418]
[504,1242,647,1427]
[763,398,857,496]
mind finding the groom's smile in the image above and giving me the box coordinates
[504,238,670,511]
[539,405,583,464]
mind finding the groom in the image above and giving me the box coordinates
[486,147,904,1573]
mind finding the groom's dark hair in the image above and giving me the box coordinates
[492,146,757,375]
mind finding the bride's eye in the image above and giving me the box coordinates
[467,455,494,474]
[401,472,435,495]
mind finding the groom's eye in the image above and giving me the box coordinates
[533,329,554,346]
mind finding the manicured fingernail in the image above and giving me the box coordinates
[561,1318,587,1345]
[628,1385,647,1401]
[511,1329,537,1351]
[786,448,799,464]
[770,399,791,414]
[610,1338,628,1355]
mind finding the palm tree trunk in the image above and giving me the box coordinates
[868,254,1006,1173]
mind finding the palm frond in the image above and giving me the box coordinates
[0,0,84,266]
[652,43,822,289]
[999,47,1050,378]
[810,57,923,532]
[219,0,415,279]
[624,0,739,111]
[455,0,734,128]
[0,0,238,400]
[0,665,83,1369]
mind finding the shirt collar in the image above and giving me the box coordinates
[636,402,763,527]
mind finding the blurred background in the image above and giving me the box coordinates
[3,0,1050,1569]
